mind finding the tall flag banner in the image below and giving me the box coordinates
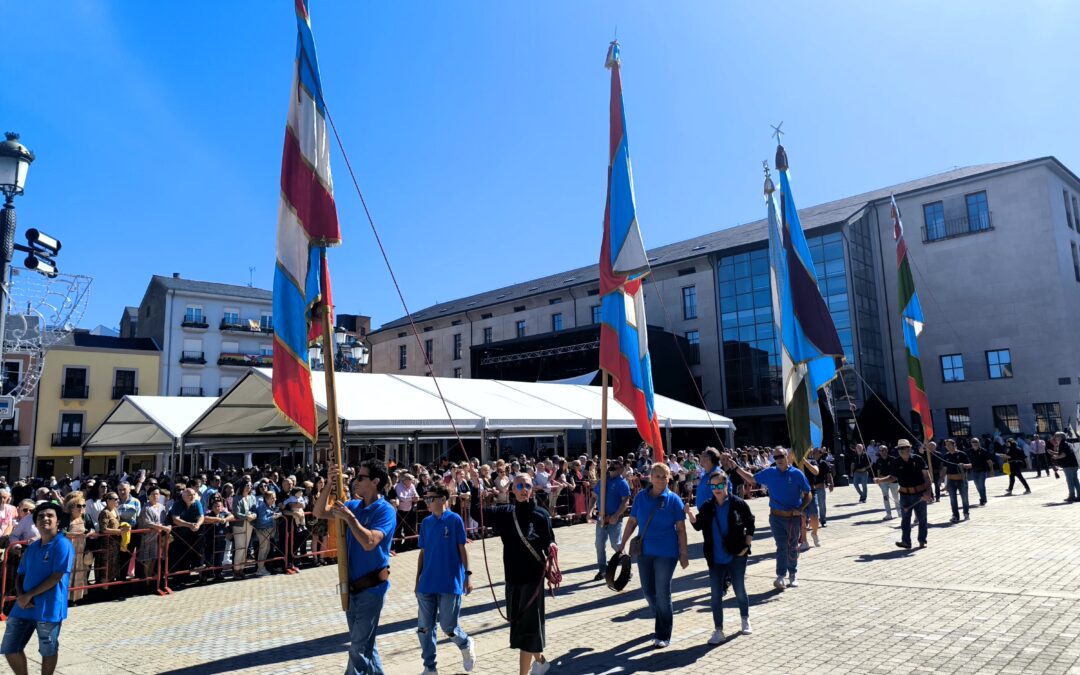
[893,196,932,443]
[766,145,844,464]
[272,0,342,441]
[598,41,665,459]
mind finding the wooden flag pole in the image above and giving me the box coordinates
[598,369,610,526]
[319,286,350,612]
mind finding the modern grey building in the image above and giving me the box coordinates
[133,274,274,397]
[370,156,1080,446]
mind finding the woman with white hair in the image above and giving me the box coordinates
[0,488,16,539]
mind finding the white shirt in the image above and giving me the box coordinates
[534,470,551,491]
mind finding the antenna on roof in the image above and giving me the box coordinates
[248,266,256,288]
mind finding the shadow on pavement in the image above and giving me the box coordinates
[851,548,916,562]
[553,634,718,674]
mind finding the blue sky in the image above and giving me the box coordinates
[2,1,1077,331]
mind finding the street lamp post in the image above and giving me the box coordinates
[0,133,35,361]
[310,327,370,374]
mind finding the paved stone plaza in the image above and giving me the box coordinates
[20,473,1080,674]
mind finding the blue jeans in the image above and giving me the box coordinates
[972,471,989,504]
[946,478,969,518]
[345,587,388,675]
[595,520,623,574]
[899,493,927,546]
[768,514,801,577]
[813,486,828,524]
[852,472,868,501]
[708,556,748,629]
[416,592,471,671]
[0,618,61,658]
[637,554,678,641]
[1064,467,1080,500]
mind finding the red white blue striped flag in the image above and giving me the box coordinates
[272,0,341,441]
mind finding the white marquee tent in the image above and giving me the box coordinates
[82,395,218,471]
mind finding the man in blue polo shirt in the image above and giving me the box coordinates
[727,447,811,590]
[415,484,475,675]
[1,501,74,675]
[315,459,397,675]
[593,459,632,581]
[695,448,721,508]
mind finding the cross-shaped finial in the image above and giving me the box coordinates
[762,159,771,178]
[770,121,784,145]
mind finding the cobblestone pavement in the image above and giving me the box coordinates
[20,472,1080,674]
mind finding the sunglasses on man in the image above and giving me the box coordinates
[514,482,533,491]
[710,481,728,491]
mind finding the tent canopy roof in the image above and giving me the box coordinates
[184,368,732,439]
[84,396,218,449]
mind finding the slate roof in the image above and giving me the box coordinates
[123,306,138,319]
[68,332,159,351]
[376,157,1054,333]
[148,275,272,302]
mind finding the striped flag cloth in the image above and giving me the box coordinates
[893,196,933,442]
[272,0,341,441]
[598,41,665,460]
[766,145,843,464]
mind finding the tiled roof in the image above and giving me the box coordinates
[69,333,159,351]
[150,275,272,302]
[376,158,1044,332]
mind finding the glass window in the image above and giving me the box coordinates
[424,338,433,364]
[222,308,240,325]
[685,330,700,365]
[1,362,19,395]
[516,320,527,338]
[1073,196,1080,232]
[398,344,407,370]
[453,333,463,360]
[483,327,493,344]
[986,349,1012,379]
[551,313,563,332]
[940,354,964,382]
[923,202,945,241]
[1072,243,1080,283]
[260,345,273,357]
[1034,402,1063,434]
[965,191,990,232]
[946,408,971,438]
[682,286,697,320]
[260,313,273,330]
[453,367,463,379]
[1065,191,1074,230]
[591,305,602,325]
[184,306,204,323]
[992,405,1020,434]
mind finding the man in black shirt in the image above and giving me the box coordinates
[873,446,899,521]
[850,444,871,503]
[967,438,995,506]
[941,439,972,522]
[1049,431,1080,502]
[874,439,932,549]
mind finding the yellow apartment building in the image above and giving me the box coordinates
[32,332,160,476]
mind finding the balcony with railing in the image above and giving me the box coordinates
[922,211,993,243]
[220,319,274,335]
[218,353,273,368]
[0,430,20,446]
[179,386,204,397]
[180,351,207,366]
[52,432,87,447]
[112,385,139,399]
[181,315,209,331]
[60,384,89,399]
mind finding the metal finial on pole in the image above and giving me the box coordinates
[770,121,785,145]
[763,160,775,196]
[606,40,620,69]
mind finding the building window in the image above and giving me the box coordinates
[587,289,599,297]
[453,334,462,360]
[965,191,990,232]
[514,305,526,313]
[682,286,698,320]
[1073,196,1080,232]
[260,345,273,357]
[1065,190,1074,230]
[180,374,202,397]
[685,330,700,365]
[260,313,273,331]
[222,307,240,325]
[1,361,20,395]
[398,344,408,370]
[986,349,1012,379]
[424,339,433,364]
[923,202,946,241]
[221,340,240,355]
[453,367,462,379]
[516,320,526,338]
[945,408,971,438]
[992,404,1020,434]
[480,313,492,320]
[184,306,204,323]
[551,313,563,332]
[940,354,964,383]
[113,369,137,399]
[1034,402,1064,434]
[591,305,602,325]
[1072,243,1080,283]
[482,327,493,344]
[62,367,89,399]
[57,412,85,445]
[548,298,562,305]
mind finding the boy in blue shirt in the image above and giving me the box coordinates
[415,484,476,674]
[316,459,397,675]
[1,501,74,675]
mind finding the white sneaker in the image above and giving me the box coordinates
[530,659,551,675]
[811,532,820,547]
[773,576,786,590]
[741,617,753,635]
[708,628,725,645]
[461,639,476,672]
[653,639,669,648]
[787,575,799,588]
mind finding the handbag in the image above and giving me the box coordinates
[628,496,663,560]
[512,510,561,594]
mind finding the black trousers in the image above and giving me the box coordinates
[1008,469,1030,492]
